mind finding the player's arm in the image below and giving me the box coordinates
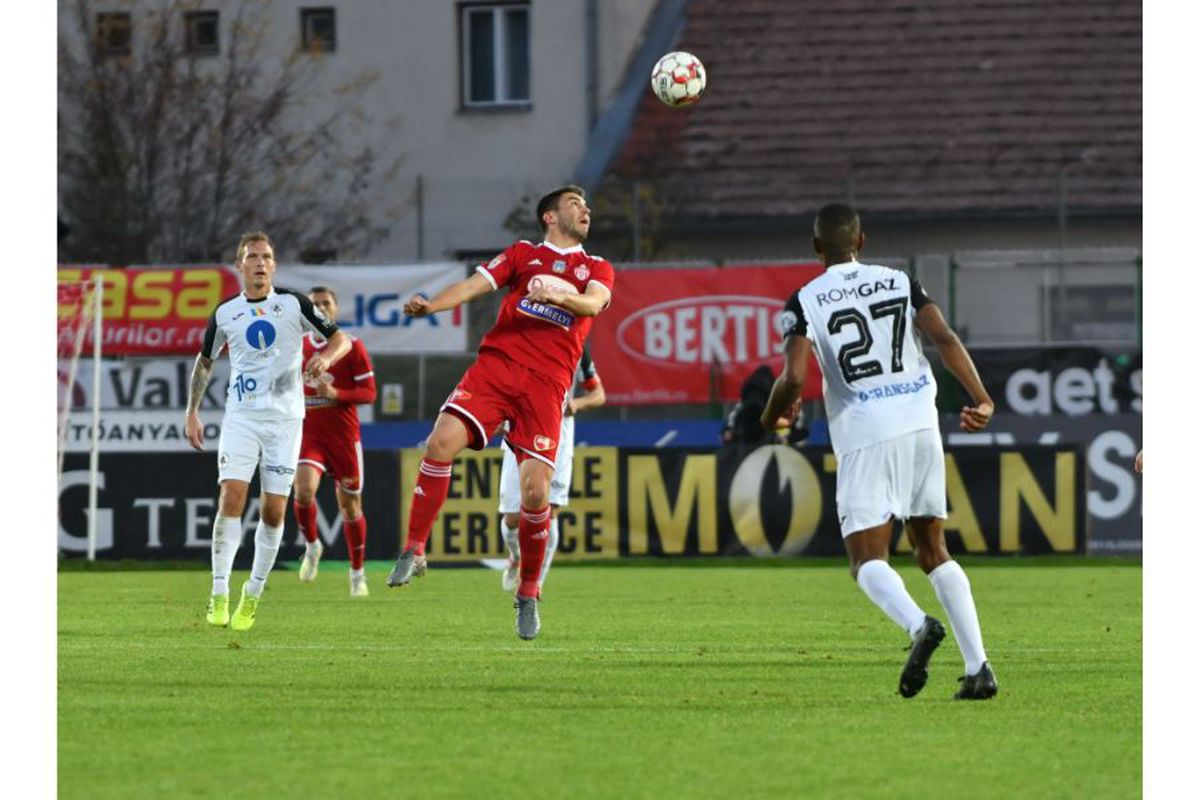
[185,312,224,451]
[569,376,606,415]
[295,291,350,379]
[319,342,377,405]
[404,272,494,317]
[914,301,994,432]
[527,281,611,318]
[761,334,811,430]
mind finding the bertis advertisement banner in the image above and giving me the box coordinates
[589,263,826,405]
[401,444,1087,560]
[58,452,400,560]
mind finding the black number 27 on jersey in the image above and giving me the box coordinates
[827,298,908,384]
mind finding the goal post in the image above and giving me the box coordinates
[57,276,104,561]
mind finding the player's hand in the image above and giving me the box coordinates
[1135,449,1143,473]
[404,295,432,317]
[566,399,577,416]
[184,410,205,451]
[526,286,564,306]
[313,379,338,400]
[960,400,994,432]
[304,353,332,382]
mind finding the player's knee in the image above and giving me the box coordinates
[502,512,519,529]
[294,486,316,505]
[218,482,248,516]
[340,495,363,521]
[521,483,549,509]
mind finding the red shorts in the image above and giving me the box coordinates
[441,349,569,468]
[297,434,365,493]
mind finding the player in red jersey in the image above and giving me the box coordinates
[292,286,378,596]
[387,184,615,640]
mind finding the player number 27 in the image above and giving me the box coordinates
[827,298,907,384]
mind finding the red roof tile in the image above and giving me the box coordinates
[606,0,1140,220]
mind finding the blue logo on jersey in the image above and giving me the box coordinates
[517,297,575,329]
[246,320,276,350]
[232,373,258,402]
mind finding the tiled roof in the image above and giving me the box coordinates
[605,0,1141,221]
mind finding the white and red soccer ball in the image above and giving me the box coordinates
[650,51,706,108]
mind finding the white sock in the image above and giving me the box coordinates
[856,559,927,638]
[211,516,244,596]
[350,567,364,579]
[244,521,284,598]
[502,521,520,560]
[928,560,988,674]
[538,517,560,587]
[305,539,321,556]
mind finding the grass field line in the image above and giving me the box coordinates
[57,638,1135,657]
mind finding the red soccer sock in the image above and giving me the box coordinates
[294,500,319,544]
[405,458,453,556]
[343,515,367,570]
[517,505,550,598]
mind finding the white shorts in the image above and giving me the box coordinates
[498,416,575,513]
[835,428,946,537]
[217,414,304,497]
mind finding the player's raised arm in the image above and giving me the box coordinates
[914,301,994,432]
[404,271,495,317]
[527,280,611,318]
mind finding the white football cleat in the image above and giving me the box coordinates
[299,540,324,582]
[349,571,369,597]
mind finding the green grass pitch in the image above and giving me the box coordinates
[58,560,1140,799]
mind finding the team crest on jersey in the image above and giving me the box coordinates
[219,452,229,468]
[534,435,555,452]
[573,265,590,281]
[552,260,567,274]
[271,302,284,318]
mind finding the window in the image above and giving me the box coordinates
[460,3,530,108]
[300,7,336,53]
[184,11,219,56]
[96,12,132,56]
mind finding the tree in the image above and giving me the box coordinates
[58,0,401,264]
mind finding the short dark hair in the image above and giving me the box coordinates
[308,285,338,302]
[236,230,274,262]
[813,203,861,252]
[535,184,586,233]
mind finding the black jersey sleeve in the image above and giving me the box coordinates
[285,288,340,338]
[200,311,223,359]
[910,278,934,311]
[780,290,807,338]
[577,344,599,383]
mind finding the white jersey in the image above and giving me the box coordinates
[201,287,339,421]
[781,261,938,458]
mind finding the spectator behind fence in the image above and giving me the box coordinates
[721,364,807,446]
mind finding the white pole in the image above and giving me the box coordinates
[87,276,103,562]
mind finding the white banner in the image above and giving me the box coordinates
[62,409,225,452]
[60,358,232,411]
[283,262,468,353]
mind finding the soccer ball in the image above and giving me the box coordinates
[650,51,706,108]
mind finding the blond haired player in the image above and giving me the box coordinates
[186,232,350,631]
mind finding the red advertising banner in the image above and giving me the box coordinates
[592,263,826,405]
[58,266,240,356]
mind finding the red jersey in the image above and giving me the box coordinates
[302,334,376,440]
[475,240,616,391]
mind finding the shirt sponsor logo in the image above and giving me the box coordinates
[856,374,931,402]
[263,463,296,476]
[517,298,575,329]
[534,435,555,451]
[814,279,899,306]
[246,320,276,350]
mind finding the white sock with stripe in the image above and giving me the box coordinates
[210,516,244,596]
[245,521,284,598]
[538,517,560,587]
